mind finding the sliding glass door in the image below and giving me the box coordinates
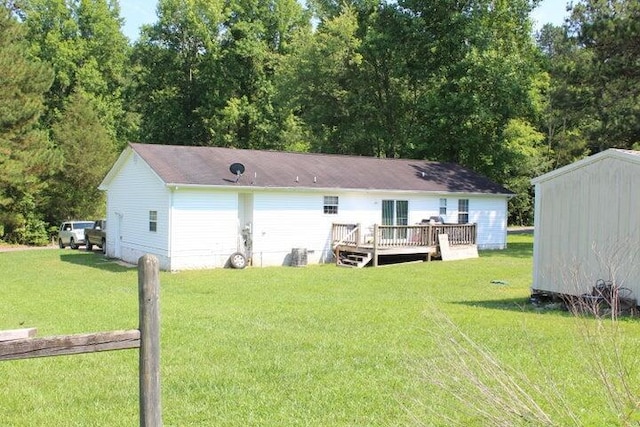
[382,200,408,239]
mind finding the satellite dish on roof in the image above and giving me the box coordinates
[229,163,245,183]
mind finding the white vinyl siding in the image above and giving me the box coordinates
[251,191,508,265]
[252,192,331,266]
[466,196,508,250]
[169,189,239,270]
[532,153,640,298]
[104,151,171,269]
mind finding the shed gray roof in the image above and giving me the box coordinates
[531,148,640,185]
[127,143,513,195]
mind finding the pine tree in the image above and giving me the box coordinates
[0,6,57,244]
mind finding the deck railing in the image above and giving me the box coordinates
[332,223,362,247]
[332,223,477,248]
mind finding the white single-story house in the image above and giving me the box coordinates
[99,143,513,270]
[531,149,640,299]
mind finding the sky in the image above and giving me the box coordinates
[119,0,571,42]
[120,0,157,42]
[530,0,571,31]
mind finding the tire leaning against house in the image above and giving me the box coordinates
[229,252,247,269]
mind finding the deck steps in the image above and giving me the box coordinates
[337,252,372,268]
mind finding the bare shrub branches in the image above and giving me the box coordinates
[409,308,579,426]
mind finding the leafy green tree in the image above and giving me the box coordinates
[306,0,378,21]
[400,0,545,177]
[499,119,548,225]
[276,6,365,154]
[568,0,640,151]
[536,23,591,168]
[0,6,57,244]
[12,0,129,228]
[345,3,415,157]
[210,0,309,149]
[537,0,640,166]
[383,0,548,224]
[281,1,419,157]
[132,0,309,148]
[44,91,117,222]
[17,0,132,147]
[131,0,225,145]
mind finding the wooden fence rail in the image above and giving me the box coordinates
[0,330,140,360]
[0,254,162,427]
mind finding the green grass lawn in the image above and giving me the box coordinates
[1,235,639,426]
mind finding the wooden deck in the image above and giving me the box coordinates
[332,222,477,267]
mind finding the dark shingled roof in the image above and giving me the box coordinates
[129,143,513,195]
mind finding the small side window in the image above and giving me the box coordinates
[323,196,339,214]
[458,199,469,224]
[439,198,447,216]
[149,211,157,232]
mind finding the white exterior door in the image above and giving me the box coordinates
[114,212,123,259]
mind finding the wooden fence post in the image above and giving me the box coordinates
[138,255,162,427]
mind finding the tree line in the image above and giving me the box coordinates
[1,0,638,244]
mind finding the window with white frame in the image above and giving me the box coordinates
[439,198,447,216]
[323,196,339,214]
[149,210,158,232]
[458,199,469,224]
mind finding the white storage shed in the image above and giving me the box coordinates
[531,149,640,299]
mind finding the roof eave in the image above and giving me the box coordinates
[164,182,512,197]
